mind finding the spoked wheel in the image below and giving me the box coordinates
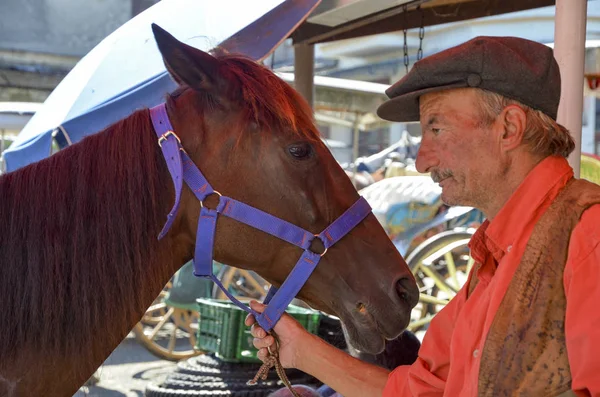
[211,265,269,301]
[133,277,202,361]
[405,229,475,335]
[139,279,174,324]
[134,263,269,361]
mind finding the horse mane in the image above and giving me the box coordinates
[209,52,321,142]
[0,109,172,361]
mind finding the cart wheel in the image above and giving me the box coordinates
[211,265,269,301]
[405,229,475,335]
[133,278,201,361]
[135,264,269,361]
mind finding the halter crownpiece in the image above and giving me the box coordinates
[150,103,371,331]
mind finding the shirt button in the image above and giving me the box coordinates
[507,245,512,252]
[473,349,480,358]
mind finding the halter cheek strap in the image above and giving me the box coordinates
[150,103,371,331]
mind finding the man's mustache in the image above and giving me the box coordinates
[431,169,453,183]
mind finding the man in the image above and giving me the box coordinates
[247,36,600,396]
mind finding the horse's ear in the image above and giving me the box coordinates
[151,23,219,92]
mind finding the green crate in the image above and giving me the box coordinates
[195,298,321,363]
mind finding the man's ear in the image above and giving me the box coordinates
[499,105,527,151]
[152,23,220,93]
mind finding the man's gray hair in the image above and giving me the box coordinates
[475,89,575,158]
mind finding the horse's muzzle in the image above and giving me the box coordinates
[395,276,419,310]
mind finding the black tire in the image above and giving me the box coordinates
[146,353,318,397]
[177,360,265,379]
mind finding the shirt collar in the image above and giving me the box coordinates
[484,155,573,260]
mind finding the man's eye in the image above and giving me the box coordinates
[431,128,441,135]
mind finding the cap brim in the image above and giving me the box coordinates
[376,82,468,122]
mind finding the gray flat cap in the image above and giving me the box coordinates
[377,36,561,122]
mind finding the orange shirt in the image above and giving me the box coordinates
[383,156,600,397]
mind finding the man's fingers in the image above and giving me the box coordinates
[250,323,267,338]
[246,300,267,327]
[256,347,268,361]
[244,313,256,327]
[253,335,275,349]
[249,300,266,313]
[247,300,271,352]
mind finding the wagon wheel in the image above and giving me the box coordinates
[139,279,173,325]
[133,277,202,361]
[134,264,269,360]
[211,265,269,301]
[405,229,475,334]
[581,153,600,185]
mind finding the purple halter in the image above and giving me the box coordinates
[150,103,371,331]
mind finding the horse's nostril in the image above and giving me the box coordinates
[356,302,367,314]
[396,277,419,309]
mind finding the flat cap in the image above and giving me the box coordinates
[377,36,561,122]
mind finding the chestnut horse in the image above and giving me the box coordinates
[0,26,418,397]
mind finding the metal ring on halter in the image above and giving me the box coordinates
[309,234,328,257]
[157,131,182,147]
[200,191,222,208]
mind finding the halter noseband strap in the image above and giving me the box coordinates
[150,103,371,331]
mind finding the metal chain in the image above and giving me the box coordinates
[404,5,426,73]
[417,6,425,61]
[403,5,409,74]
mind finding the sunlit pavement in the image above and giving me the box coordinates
[74,333,177,397]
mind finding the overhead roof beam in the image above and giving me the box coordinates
[293,0,556,44]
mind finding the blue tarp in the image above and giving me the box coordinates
[3,0,288,172]
[3,72,176,171]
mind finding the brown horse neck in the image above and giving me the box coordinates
[0,110,191,397]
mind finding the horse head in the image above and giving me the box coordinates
[152,25,419,354]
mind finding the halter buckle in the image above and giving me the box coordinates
[158,131,182,147]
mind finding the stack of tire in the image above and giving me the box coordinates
[145,353,319,397]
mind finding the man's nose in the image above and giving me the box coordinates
[415,140,438,173]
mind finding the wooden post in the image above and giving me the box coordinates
[294,43,315,110]
[352,112,361,189]
[554,0,588,177]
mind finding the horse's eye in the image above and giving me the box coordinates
[288,143,313,160]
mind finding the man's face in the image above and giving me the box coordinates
[416,88,507,209]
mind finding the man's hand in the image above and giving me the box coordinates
[244,300,314,368]
[245,300,392,397]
